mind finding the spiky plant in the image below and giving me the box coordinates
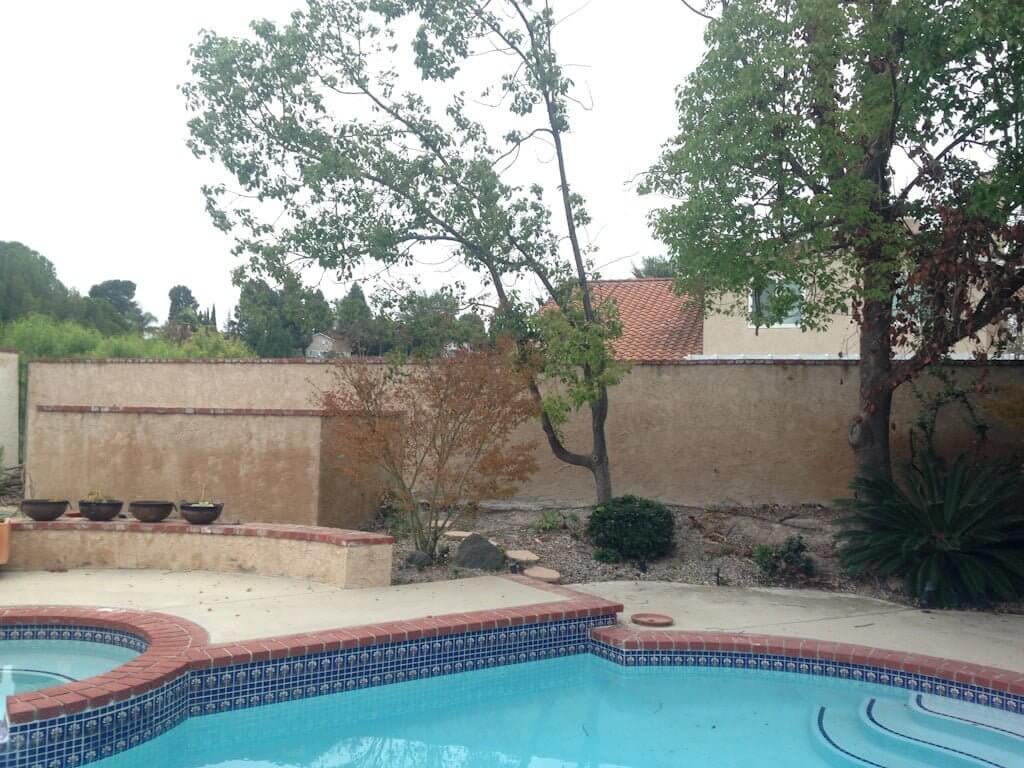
[837,452,1024,608]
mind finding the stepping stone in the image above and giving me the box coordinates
[630,613,674,628]
[505,549,540,564]
[443,530,475,540]
[523,566,561,584]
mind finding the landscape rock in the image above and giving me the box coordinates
[443,530,475,541]
[454,533,504,571]
[505,549,540,564]
[523,566,561,583]
[405,550,432,569]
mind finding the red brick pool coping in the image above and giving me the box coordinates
[4,578,1023,727]
[591,625,1024,698]
[0,606,208,724]
[8,519,394,547]
[1,576,620,725]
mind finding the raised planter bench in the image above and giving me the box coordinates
[5,520,393,588]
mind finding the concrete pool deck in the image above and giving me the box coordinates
[0,570,564,644]
[1,570,1022,673]
[579,581,1024,673]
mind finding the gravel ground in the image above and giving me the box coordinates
[382,503,897,599]
[378,503,1023,615]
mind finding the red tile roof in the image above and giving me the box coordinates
[589,279,703,362]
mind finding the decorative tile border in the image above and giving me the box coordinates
[590,627,1024,715]
[8,520,393,548]
[0,625,147,654]
[1,584,622,768]
[5,587,1024,768]
[0,608,207,726]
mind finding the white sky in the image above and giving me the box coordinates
[0,1,707,323]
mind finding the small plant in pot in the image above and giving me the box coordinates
[78,490,124,521]
[129,500,176,523]
[20,499,69,522]
[180,486,223,525]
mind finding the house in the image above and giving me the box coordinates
[304,332,353,359]
[583,278,993,361]
[584,278,857,361]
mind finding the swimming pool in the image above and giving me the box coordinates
[84,655,1022,768]
[0,639,139,695]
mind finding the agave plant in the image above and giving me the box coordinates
[837,452,1024,608]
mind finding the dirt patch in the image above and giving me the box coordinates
[374,503,923,604]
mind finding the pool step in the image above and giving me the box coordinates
[864,697,1021,768]
[909,694,1024,746]
[814,702,1012,768]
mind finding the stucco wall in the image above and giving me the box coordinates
[7,524,393,587]
[24,359,1024,518]
[0,351,18,466]
[518,361,1024,506]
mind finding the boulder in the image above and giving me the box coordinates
[405,550,432,569]
[454,533,504,570]
[443,530,475,541]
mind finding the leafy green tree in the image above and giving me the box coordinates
[390,290,486,358]
[648,0,1024,480]
[631,256,674,279]
[184,0,626,500]
[167,285,200,326]
[88,279,149,332]
[334,283,395,356]
[0,242,65,323]
[229,274,332,357]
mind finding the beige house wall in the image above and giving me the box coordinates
[24,359,1024,518]
[701,293,994,357]
[0,351,18,466]
[702,309,860,356]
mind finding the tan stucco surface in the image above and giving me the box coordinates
[7,528,392,589]
[24,360,1024,516]
[0,351,18,466]
[703,305,859,356]
[580,581,1024,673]
[0,570,562,644]
[517,362,1024,505]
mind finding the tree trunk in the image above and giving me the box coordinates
[850,293,895,480]
[590,386,613,503]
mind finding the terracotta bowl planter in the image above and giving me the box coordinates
[78,500,124,521]
[129,500,176,523]
[179,502,223,525]
[20,499,68,521]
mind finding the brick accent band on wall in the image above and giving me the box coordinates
[37,405,327,417]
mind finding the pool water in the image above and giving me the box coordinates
[0,639,139,695]
[86,654,1020,768]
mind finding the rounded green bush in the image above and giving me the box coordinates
[586,495,675,563]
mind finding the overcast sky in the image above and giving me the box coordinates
[1,1,707,323]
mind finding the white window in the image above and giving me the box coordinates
[749,281,802,327]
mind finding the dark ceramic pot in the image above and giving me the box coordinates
[129,500,175,523]
[179,502,223,525]
[20,499,68,522]
[78,500,124,521]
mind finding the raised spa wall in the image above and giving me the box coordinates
[5,521,394,589]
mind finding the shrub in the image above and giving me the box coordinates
[592,547,622,564]
[753,535,814,580]
[837,452,1024,608]
[587,495,674,564]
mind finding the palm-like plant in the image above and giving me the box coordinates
[837,452,1024,608]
